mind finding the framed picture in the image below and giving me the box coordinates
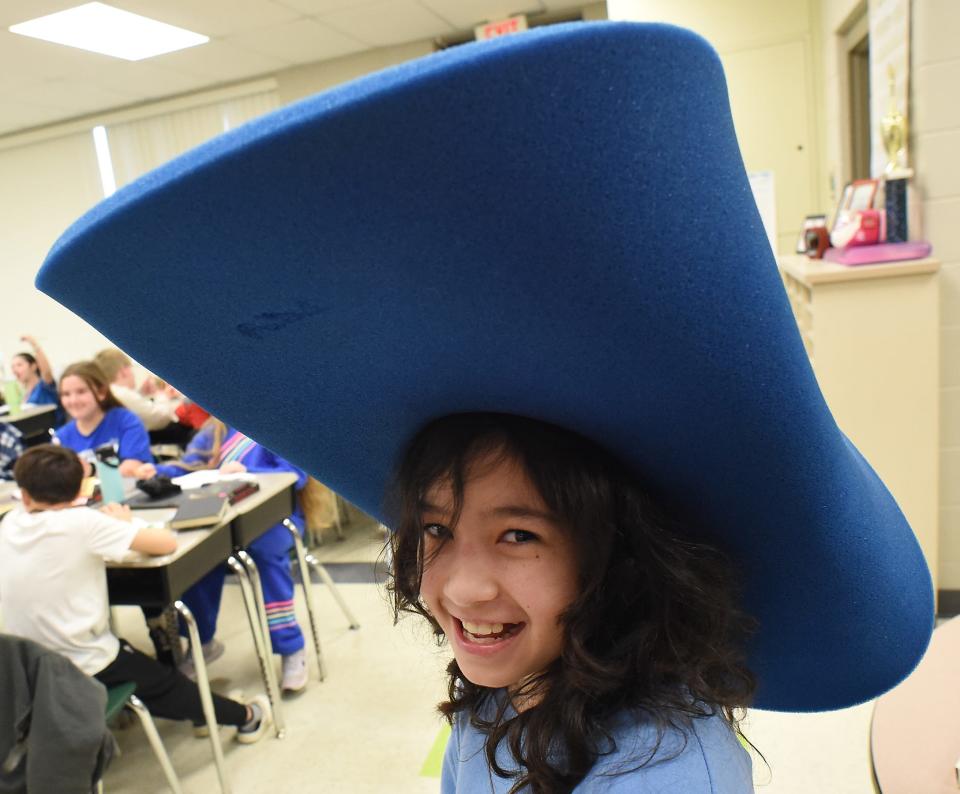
[830,183,855,236]
[796,214,828,254]
[849,178,879,212]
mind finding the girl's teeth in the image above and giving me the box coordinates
[462,620,504,636]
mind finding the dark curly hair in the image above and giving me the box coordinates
[387,412,757,793]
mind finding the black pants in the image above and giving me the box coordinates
[95,640,247,726]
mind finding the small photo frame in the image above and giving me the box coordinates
[831,183,855,235]
[796,214,828,254]
[848,178,879,212]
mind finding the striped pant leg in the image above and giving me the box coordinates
[247,522,305,656]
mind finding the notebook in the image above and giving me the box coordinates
[126,489,228,530]
[168,492,229,530]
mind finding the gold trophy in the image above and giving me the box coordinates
[880,66,911,242]
[880,66,909,177]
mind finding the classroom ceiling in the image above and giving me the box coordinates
[0,0,584,138]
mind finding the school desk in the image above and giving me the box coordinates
[3,404,56,446]
[870,616,960,793]
[107,472,299,794]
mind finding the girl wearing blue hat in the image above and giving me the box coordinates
[37,18,934,794]
[390,412,755,792]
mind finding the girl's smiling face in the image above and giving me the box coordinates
[60,374,105,424]
[419,452,579,694]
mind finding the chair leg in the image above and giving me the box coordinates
[175,600,231,793]
[283,519,327,681]
[236,550,288,735]
[125,694,183,794]
[228,553,286,739]
[304,551,361,630]
[287,515,360,631]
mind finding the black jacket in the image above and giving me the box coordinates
[0,634,115,793]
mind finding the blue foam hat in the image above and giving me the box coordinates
[37,21,932,711]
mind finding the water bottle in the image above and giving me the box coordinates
[94,443,125,504]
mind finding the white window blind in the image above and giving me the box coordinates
[0,131,110,366]
[105,89,279,187]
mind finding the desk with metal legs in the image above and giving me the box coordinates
[228,475,360,700]
[222,472,300,740]
[106,474,299,793]
[107,519,236,793]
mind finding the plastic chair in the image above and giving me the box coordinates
[97,683,182,794]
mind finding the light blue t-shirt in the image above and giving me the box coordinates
[441,695,753,793]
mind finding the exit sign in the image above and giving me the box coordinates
[475,15,528,41]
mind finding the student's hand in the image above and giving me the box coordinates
[220,461,247,474]
[120,459,152,478]
[129,461,157,480]
[19,334,39,348]
[101,503,133,521]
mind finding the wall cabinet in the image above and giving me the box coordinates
[778,255,941,595]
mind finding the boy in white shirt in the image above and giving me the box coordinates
[0,445,269,742]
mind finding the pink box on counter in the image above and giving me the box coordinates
[823,241,932,266]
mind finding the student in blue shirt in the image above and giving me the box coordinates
[136,418,311,694]
[54,361,153,477]
[10,334,62,422]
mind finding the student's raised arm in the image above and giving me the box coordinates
[20,334,55,384]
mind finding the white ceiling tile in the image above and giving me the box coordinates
[156,39,292,82]
[0,0,591,138]
[0,0,86,28]
[77,60,213,102]
[0,29,115,80]
[274,0,379,14]
[320,0,456,47]
[419,0,544,30]
[228,17,367,62]
[112,0,302,38]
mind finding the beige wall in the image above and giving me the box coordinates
[275,40,434,106]
[607,0,826,254]
[913,0,960,591]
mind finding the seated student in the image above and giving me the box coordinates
[0,445,270,741]
[136,418,310,693]
[0,422,23,480]
[54,361,153,477]
[10,334,62,423]
[93,348,193,448]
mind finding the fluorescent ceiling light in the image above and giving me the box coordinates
[9,2,209,61]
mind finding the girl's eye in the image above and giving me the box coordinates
[422,523,449,540]
[502,529,539,544]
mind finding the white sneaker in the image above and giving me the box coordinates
[193,689,243,738]
[235,695,272,744]
[281,648,308,694]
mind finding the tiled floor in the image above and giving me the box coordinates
[101,518,880,794]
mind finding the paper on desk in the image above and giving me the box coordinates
[171,471,255,489]
[131,508,177,529]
